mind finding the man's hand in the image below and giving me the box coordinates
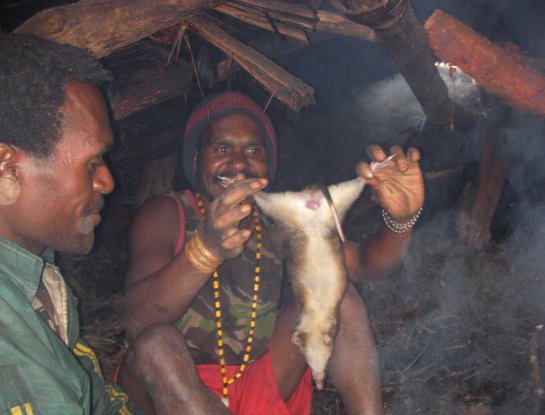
[201,178,268,260]
[356,145,424,220]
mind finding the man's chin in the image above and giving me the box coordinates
[58,234,95,256]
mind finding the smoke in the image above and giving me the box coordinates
[353,64,481,146]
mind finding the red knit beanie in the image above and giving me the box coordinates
[177,91,277,189]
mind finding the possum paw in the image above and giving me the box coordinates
[291,332,302,346]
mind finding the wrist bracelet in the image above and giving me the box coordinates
[184,230,223,274]
[382,207,422,234]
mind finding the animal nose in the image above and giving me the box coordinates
[313,371,325,390]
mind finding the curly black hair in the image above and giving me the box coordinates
[0,34,112,157]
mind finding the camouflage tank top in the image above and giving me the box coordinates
[172,191,284,365]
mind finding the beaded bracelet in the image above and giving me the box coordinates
[382,207,423,234]
[184,230,223,274]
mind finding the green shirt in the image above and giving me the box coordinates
[0,237,143,415]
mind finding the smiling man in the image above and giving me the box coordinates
[0,34,231,415]
[121,91,425,414]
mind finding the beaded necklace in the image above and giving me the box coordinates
[194,192,262,406]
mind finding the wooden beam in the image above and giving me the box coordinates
[216,0,377,42]
[315,10,377,41]
[14,0,228,58]
[187,13,315,112]
[425,9,545,118]
[238,0,317,20]
[215,3,310,43]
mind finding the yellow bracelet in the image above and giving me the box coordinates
[184,230,223,274]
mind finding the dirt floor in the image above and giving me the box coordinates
[66,188,545,415]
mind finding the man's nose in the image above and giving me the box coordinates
[94,164,115,195]
[228,150,249,170]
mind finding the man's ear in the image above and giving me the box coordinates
[0,144,21,205]
[0,144,17,176]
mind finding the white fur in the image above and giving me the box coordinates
[254,177,366,387]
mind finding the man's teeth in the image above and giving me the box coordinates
[217,176,236,187]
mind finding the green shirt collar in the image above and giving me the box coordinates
[0,237,54,302]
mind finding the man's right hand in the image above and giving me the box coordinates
[201,178,268,260]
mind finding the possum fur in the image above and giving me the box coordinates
[253,176,367,389]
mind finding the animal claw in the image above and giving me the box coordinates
[322,333,332,345]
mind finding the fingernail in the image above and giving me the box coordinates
[250,179,267,189]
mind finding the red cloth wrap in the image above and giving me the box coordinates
[197,348,312,415]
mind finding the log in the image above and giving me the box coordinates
[14,0,228,58]
[425,10,545,118]
[187,13,315,112]
[330,0,475,130]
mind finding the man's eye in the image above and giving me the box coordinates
[215,146,229,153]
[246,147,262,155]
[89,156,105,169]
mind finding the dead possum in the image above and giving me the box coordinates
[253,176,367,389]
